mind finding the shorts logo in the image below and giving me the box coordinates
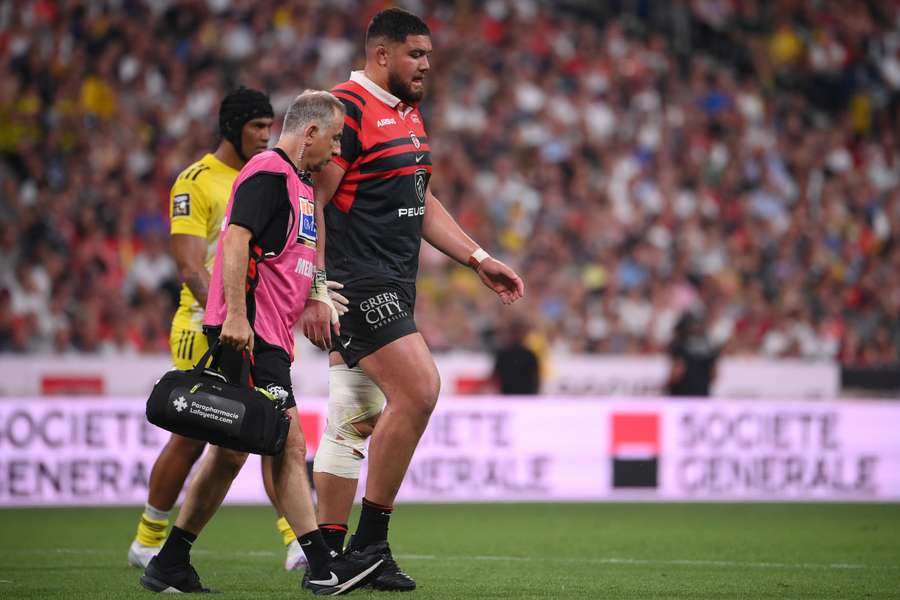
[414,168,427,203]
[173,396,188,412]
[265,384,289,402]
[611,413,660,489]
[172,194,191,217]
[359,291,409,331]
[410,132,421,149]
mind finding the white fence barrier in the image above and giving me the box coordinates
[0,353,840,398]
[0,396,897,506]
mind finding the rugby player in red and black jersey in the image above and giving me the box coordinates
[298,8,525,591]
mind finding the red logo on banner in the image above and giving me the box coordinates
[298,411,322,455]
[611,412,660,488]
[611,413,660,455]
[41,375,104,395]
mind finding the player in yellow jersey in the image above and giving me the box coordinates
[128,88,307,571]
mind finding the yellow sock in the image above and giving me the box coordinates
[276,516,297,546]
[135,514,168,547]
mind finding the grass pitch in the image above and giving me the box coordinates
[0,503,898,599]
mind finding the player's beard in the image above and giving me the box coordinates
[387,69,424,104]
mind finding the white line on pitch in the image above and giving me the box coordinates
[10,548,897,572]
[394,554,898,571]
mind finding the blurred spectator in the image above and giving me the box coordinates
[0,288,14,351]
[5,262,50,320]
[122,230,176,302]
[666,311,720,397]
[0,0,898,369]
[491,318,541,395]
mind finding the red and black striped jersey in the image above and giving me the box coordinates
[325,71,432,285]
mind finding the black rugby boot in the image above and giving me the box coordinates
[301,548,385,596]
[352,540,416,592]
[140,556,212,593]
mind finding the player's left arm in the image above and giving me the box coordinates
[422,185,525,305]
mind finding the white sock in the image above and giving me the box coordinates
[144,502,170,521]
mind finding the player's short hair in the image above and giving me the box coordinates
[366,7,430,46]
[281,90,344,135]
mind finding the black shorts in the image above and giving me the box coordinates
[204,327,296,409]
[332,278,417,368]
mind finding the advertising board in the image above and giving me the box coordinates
[1,397,896,506]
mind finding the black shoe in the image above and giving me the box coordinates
[301,549,385,596]
[140,556,212,593]
[355,542,416,592]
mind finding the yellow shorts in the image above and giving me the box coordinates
[169,325,208,370]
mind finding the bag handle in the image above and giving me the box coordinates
[191,339,223,374]
[191,338,252,388]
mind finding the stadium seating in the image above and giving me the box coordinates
[1,1,898,368]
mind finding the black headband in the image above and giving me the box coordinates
[219,87,273,161]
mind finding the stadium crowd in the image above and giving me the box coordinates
[1,0,898,367]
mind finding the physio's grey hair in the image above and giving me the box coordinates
[281,90,345,134]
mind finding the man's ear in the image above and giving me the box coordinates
[304,123,319,145]
[375,43,389,67]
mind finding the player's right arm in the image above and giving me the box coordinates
[312,88,362,272]
[300,139,354,350]
[312,161,346,269]
[170,177,212,307]
[300,162,347,350]
[314,164,350,317]
[300,90,361,349]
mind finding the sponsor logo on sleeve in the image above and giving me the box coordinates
[172,194,191,217]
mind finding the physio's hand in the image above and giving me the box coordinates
[476,257,525,305]
[221,314,254,354]
[301,297,338,351]
[327,280,349,317]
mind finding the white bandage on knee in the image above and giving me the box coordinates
[313,365,386,479]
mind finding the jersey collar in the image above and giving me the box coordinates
[350,70,414,118]
[272,147,312,184]
[206,152,238,174]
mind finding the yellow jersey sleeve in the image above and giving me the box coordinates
[170,176,211,238]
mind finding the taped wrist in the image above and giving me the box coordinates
[467,248,490,270]
[309,268,329,302]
